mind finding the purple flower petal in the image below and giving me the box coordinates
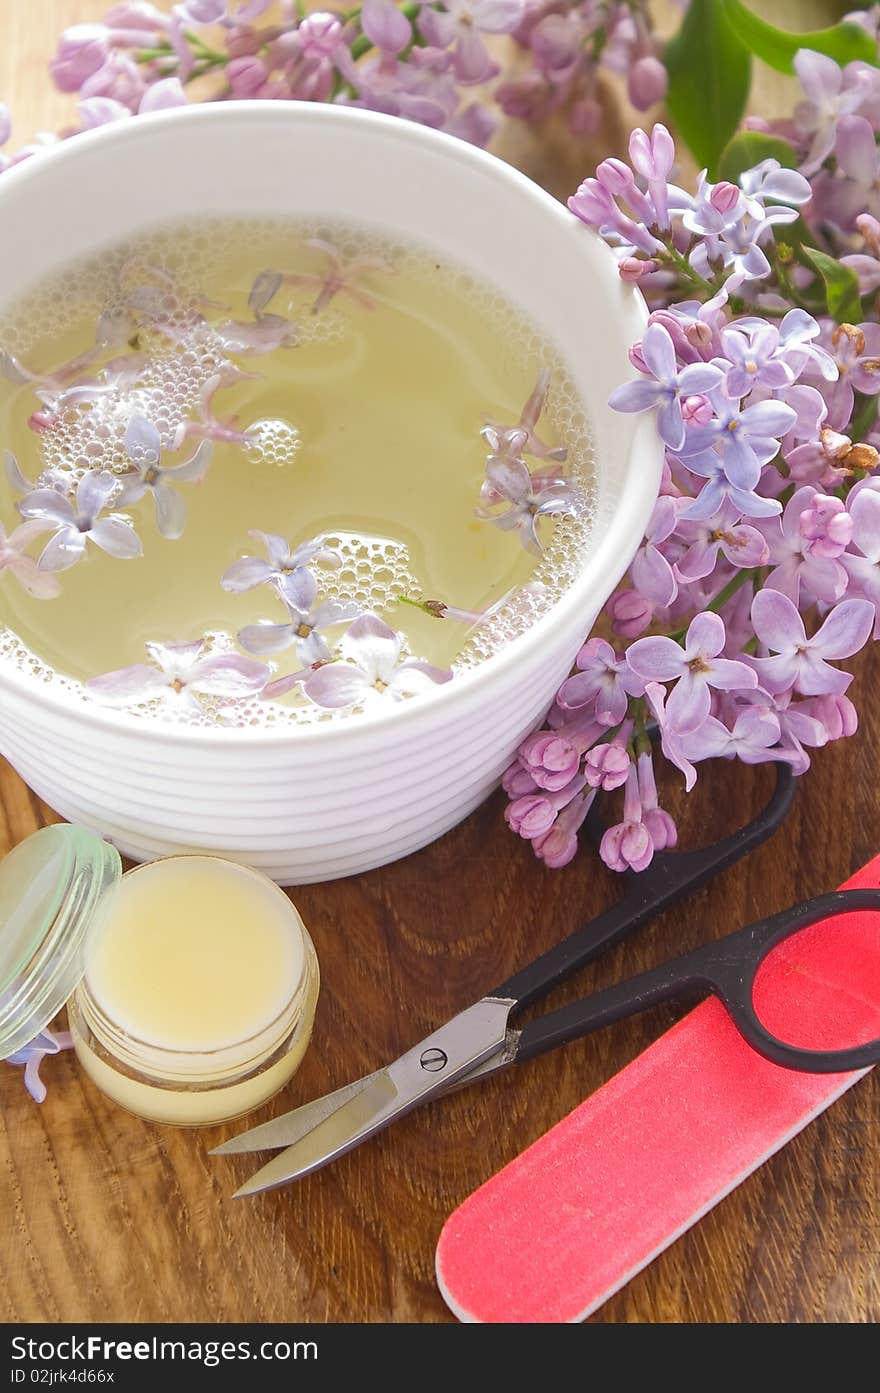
[124,414,161,465]
[751,587,806,650]
[607,379,661,413]
[153,481,186,540]
[169,439,212,484]
[339,612,401,683]
[86,664,171,704]
[189,654,270,696]
[810,598,875,660]
[76,469,117,519]
[640,321,677,381]
[625,634,685,681]
[38,528,86,572]
[303,662,372,708]
[19,488,75,527]
[686,610,726,659]
[665,671,712,733]
[221,555,274,592]
[390,659,453,695]
[237,621,295,655]
[89,517,142,559]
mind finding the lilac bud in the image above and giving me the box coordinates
[609,589,653,637]
[681,393,713,427]
[569,97,602,137]
[644,806,677,851]
[629,340,648,373]
[138,77,188,112]
[505,793,556,839]
[78,96,130,130]
[51,25,110,93]
[799,493,853,558]
[226,54,270,97]
[619,257,659,283]
[710,181,740,215]
[584,743,630,791]
[297,10,343,57]
[597,157,636,198]
[519,732,581,791]
[502,761,539,798]
[802,693,858,741]
[627,55,667,111]
[530,14,580,72]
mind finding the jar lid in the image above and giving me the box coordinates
[0,824,122,1059]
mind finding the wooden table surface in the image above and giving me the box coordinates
[1,2,877,1326]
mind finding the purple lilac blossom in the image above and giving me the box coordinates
[86,638,270,712]
[18,471,142,572]
[302,613,452,708]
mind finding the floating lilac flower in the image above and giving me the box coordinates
[283,238,393,316]
[116,416,211,540]
[6,1028,73,1102]
[627,611,757,733]
[481,369,568,465]
[19,471,142,573]
[86,638,270,711]
[476,456,579,553]
[608,322,725,451]
[679,706,782,765]
[222,530,341,607]
[750,589,874,696]
[556,636,644,724]
[675,502,769,582]
[238,568,359,665]
[0,519,61,599]
[213,313,296,354]
[302,613,452,708]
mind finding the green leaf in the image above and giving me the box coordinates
[717,131,798,184]
[666,0,752,174]
[801,247,862,323]
[721,0,877,74]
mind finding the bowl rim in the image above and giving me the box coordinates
[0,100,661,747]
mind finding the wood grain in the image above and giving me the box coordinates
[0,1,877,1326]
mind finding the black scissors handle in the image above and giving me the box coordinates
[492,761,796,1011]
[513,888,880,1074]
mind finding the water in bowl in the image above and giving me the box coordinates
[0,218,596,728]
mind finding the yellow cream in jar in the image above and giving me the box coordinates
[69,855,319,1126]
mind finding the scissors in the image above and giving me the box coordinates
[214,761,880,1196]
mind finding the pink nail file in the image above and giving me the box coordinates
[436,855,880,1323]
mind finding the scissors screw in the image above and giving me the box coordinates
[420,1047,448,1072]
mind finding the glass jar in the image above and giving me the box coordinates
[0,828,319,1126]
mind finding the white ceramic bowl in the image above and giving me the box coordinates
[0,103,661,883]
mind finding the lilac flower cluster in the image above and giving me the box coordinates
[0,1,663,164]
[507,74,880,872]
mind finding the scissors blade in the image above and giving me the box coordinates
[233,996,514,1196]
[210,1071,383,1156]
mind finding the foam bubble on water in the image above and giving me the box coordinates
[0,216,598,730]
